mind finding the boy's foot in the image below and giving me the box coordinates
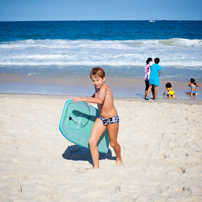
[116,159,123,166]
[116,156,123,166]
[145,97,149,100]
[154,99,158,101]
[92,166,99,169]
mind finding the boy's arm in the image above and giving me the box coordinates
[158,70,161,76]
[73,86,107,105]
[196,84,199,87]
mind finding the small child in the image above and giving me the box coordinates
[163,82,175,98]
[73,67,122,169]
[187,78,199,95]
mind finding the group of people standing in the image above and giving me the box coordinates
[144,58,199,100]
[144,57,161,101]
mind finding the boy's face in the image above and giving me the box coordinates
[91,75,105,89]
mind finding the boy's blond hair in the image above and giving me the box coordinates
[90,67,105,79]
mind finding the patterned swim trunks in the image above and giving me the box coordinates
[98,114,120,126]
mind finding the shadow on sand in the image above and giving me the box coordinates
[62,145,115,166]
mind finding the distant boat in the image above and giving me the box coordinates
[149,20,155,23]
[162,18,167,21]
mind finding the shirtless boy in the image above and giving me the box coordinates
[73,67,122,169]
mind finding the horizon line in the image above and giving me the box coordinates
[0,19,202,22]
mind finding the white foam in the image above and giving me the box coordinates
[159,38,202,47]
[0,39,202,69]
[27,73,37,77]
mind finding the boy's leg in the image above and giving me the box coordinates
[146,85,152,98]
[151,85,155,99]
[154,86,158,99]
[89,118,106,169]
[107,123,122,166]
[145,90,147,98]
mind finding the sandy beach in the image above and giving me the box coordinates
[1,73,202,100]
[0,94,202,202]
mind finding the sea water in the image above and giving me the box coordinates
[0,21,202,99]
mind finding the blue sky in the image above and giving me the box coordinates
[0,0,201,21]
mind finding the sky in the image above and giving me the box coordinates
[0,0,202,21]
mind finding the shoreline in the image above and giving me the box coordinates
[0,74,202,100]
[1,93,202,105]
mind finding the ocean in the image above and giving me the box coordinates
[0,20,202,99]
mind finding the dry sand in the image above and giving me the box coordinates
[0,94,202,202]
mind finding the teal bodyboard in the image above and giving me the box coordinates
[59,100,110,153]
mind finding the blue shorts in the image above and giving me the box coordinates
[149,78,160,86]
[98,114,119,126]
[191,91,196,95]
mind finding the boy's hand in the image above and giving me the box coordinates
[72,97,82,102]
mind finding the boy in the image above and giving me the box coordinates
[145,58,161,101]
[73,67,122,169]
